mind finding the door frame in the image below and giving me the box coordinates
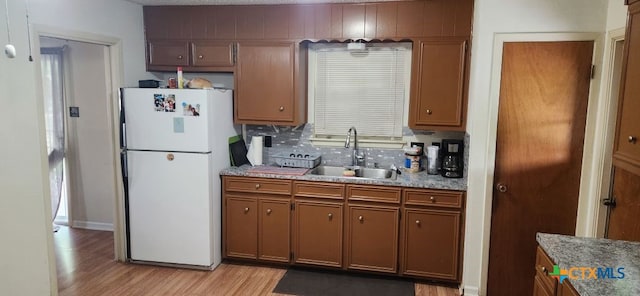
[593,28,626,237]
[33,25,127,263]
[471,32,604,296]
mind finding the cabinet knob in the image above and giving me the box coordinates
[541,266,548,275]
[255,184,261,189]
[266,208,272,215]
[198,55,204,59]
[496,183,508,193]
[426,109,433,115]
[415,220,421,225]
[429,196,436,202]
[358,215,364,222]
[244,207,249,213]
[328,213,333,219]
[629,136,637,144]
[279,106,285,111]
[177,55,183,59]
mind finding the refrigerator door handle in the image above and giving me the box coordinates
[119,88,127,149]
[120,150,131,259]
[121,151,129,179]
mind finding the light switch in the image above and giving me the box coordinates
[69,107,80,117]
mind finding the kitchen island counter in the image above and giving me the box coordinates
[220,165,467,191]
[537,232,640,295]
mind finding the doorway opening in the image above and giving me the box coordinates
[35,26,126,269]
[602,36,627,237]
[40,44,69,229]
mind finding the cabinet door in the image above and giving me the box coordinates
[401,208,460,280]
[236,42,296,123]
[533,274,554,296]
[191,41,234,67]
[236,6,265,39]
[558,280,579,296]
[294,200,343,267]
[409,39,467,130]
[613,3,640,173]
[148,41,190,67]
[143,6,192,40]
[346,205,399,273]
[224,196,258,259]
[258,199,291,263]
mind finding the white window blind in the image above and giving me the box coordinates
[311,43,411,140]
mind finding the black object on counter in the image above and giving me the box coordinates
[138,79,160,88]
[441,139,464,178]
[229,135,250,167]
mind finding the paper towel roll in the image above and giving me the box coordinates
[426,145,439,175]
[247,136,263,166]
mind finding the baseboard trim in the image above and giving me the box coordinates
[462,286,480,296]
[72,220,114,231]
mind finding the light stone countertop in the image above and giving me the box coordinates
[537,233,640,296]
[220,165,467,191]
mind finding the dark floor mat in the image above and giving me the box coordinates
[273,268,415,296]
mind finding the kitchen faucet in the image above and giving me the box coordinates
[345,127,365,167]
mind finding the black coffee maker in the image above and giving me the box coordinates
[441,139,464,178]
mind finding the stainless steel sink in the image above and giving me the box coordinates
[308,165,397,180]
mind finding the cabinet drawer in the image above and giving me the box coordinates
[535,247,557,293]
[347,185,401,204]
[294,181,345,200]
[224,177,292,195]
[404,189,463,208]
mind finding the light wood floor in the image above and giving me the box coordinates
[54,226,459,295]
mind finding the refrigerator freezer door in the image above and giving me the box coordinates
[127,150,214,267]
[123,88,211,152]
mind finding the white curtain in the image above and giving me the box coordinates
[41,48,66,222]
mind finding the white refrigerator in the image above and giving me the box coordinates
[120,88,237,269]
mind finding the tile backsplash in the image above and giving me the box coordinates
[245,124,468,173]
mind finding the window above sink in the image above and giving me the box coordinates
[307,42,412,149]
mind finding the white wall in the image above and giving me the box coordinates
[30,0,152,86]
[0,0,57,294]
[63,40,116,229]
[463,0,608,295]
[608,0,629,30]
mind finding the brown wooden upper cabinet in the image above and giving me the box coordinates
[143,1,473,127]
[147,40,235,72]
[613,1,640,175]
[235,41,305,125]
[144,7,235,72]
[409,39,468,130]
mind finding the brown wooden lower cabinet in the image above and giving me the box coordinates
[533,274,553,296]
[558,280,579,296]
[346,204,399,273]
[534,246,579,296]
[400,208,460,280]
[223,177,292,263]
[293,200,343,267]
[222,176,465,283]
[224,196,258,259]
[258,199,290,262]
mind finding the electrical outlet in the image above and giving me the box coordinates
[264,136,272,147]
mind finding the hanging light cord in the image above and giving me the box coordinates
[25,0,32,61]
[4,0,11,44]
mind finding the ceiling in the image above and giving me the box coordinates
[125,0,398,5]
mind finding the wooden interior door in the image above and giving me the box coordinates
[606,167,640,240]
[487,41,593,296]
